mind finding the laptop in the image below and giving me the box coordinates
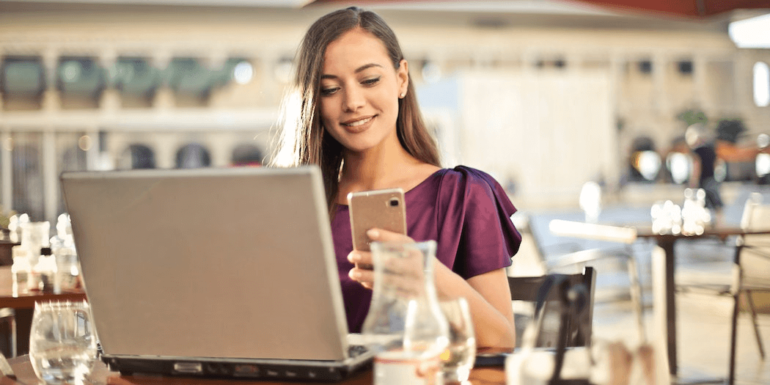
[60,166,374,381]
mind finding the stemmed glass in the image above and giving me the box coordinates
[29,301,98,384]
[439,298,476,383]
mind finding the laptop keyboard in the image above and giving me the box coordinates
[348,345,370,358]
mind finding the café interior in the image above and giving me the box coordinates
[0,0,769,384]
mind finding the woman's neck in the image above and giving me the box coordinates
[339,135,421,194]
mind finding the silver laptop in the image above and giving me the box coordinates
[61,166,373,381]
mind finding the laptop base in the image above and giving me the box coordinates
[102,354,373,382]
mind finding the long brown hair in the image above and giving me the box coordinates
[270,7,440,215]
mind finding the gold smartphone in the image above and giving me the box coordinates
[347,188,407,252]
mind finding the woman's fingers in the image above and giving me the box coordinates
[347,251,373,267]
[347,230,417,290]
[366,228,414,244]
[349,266,374,289]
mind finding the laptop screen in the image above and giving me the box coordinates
[62,166,349,361]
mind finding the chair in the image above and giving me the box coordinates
[728,194,770,385]
[547,220,647,344]
[508,266,596,348]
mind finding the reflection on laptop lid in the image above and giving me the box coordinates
[61,166,373,381]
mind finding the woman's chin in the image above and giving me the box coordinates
[341,138,385,155]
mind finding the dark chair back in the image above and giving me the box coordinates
[508,266,596,347]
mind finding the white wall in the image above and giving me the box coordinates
[457,70,615,208]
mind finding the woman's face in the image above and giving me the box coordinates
[318,28,409,154]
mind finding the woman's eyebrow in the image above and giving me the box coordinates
[321,63,383,80]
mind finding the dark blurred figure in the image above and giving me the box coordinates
[686,123,723,213]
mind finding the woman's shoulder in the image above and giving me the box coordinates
[436,165,505,193]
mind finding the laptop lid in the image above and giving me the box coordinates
[61,166,350,362]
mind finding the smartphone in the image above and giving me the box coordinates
[347,188,407,252]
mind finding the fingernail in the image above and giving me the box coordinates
[349,269,360,280]
[348,252,360,263]
[367,229,379,239]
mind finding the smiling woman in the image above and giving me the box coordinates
[272,7,438,209]
[271,7,522,349]
[319,29,409,158]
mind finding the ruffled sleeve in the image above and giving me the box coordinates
[435,166,521,279]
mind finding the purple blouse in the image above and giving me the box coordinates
[331,166,522,332]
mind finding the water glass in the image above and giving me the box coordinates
[54,253,80,294]
[439,298,476,383]
[29,301,98,384]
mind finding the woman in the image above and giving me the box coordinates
[271,7,521,348]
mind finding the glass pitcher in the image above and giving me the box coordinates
[362,240,449,385]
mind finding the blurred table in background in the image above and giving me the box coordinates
[0,266,87,356]
[635,226,770,380]
[550,219,770,379]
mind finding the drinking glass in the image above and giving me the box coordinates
[439,297,476,383]
[29,301,98,384]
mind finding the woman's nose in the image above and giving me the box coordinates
[342,87,365,112]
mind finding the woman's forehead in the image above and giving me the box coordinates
[323,28,391,73]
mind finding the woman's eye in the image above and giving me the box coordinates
[362,77,380,86]
[321,87,339,96]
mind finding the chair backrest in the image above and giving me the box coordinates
[508,266,596,347]
[739,195,770,282]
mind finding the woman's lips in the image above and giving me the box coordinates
[341,115,376,133]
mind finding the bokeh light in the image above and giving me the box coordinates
[233,61,253,85]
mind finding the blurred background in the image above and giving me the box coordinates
[2,2,770,378]
[0,0,768,224]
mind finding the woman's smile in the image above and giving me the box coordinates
[341,115,377,132]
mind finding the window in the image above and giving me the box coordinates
[754,61,770,107]
[57,132,89,215]
[11,133,45,221]
[1,57,45,110]
[677,61,693,75]
[638,60,652,75]
[113,57,158,108]
[176,143,210,169]
[167,58,212,106]
[58,57,105,109]
[119,144,156,170]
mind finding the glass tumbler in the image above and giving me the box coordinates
[439,297,476,383]
[29,301,98,384]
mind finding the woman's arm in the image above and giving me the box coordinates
[434,265,515,348]
[348,228,515,348]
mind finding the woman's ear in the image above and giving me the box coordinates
[397,59,409,97]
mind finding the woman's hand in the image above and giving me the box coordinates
[348,228,515,347]
[347,228,414,289]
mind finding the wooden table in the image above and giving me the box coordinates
[635,226,770,379]
[0,265,87,355]
[0,266,87,309]
[0,355,507,385]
